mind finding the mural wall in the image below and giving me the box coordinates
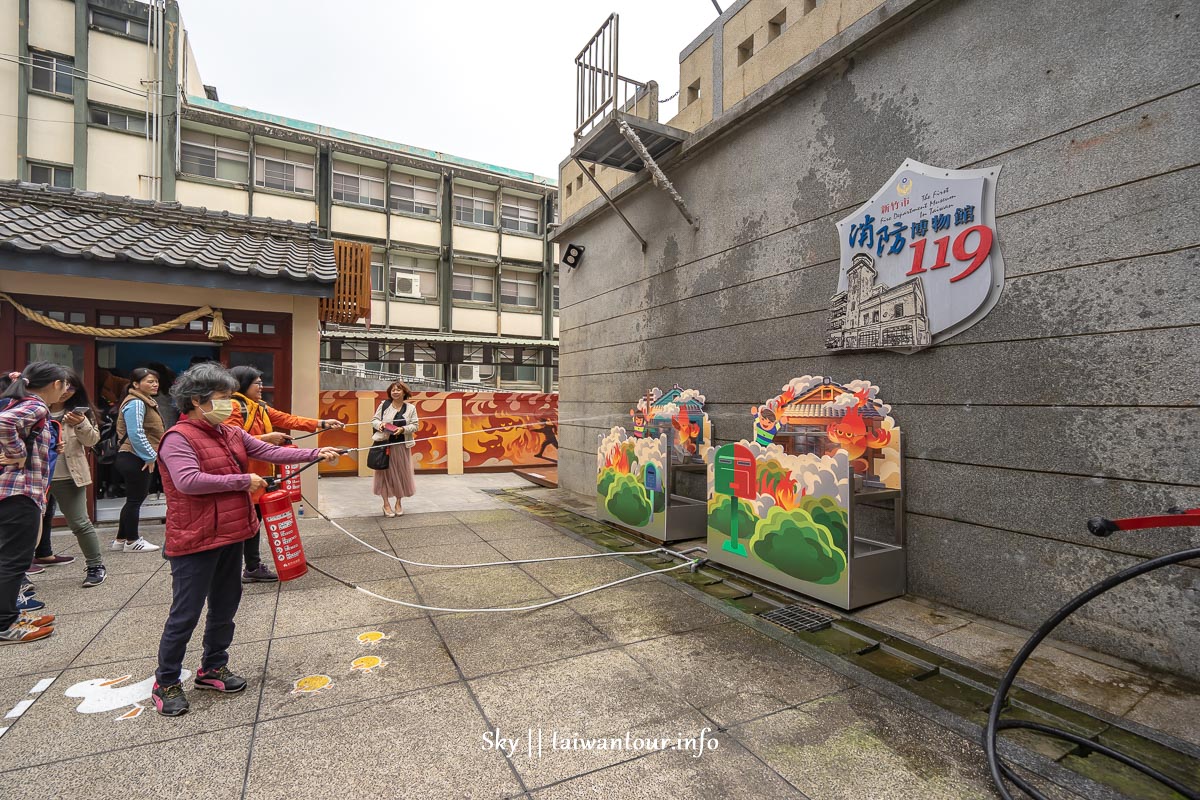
[318,390,558,475]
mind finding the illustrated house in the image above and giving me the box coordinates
[773,380,889,482]
[826,253,931,350]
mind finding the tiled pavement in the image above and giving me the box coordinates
[0,477,1103,799]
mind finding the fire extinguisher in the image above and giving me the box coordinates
[278,445,304,503]
[258,487,308,581]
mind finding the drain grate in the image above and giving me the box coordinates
[760,603,838,633]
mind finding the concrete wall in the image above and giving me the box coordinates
[556,0,1200,678]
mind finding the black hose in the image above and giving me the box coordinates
[984,546,1200,800]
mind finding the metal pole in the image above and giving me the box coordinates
[573,157,647,252]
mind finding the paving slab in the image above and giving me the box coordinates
[434,605,613,679]
[470,648,710,789]
[305,550,410,583]
[377,510,465,530]
[257,618,458,721]
[393,541,514,576]
[0,608,120,678]
[624,623,855,728]
[730,686,997,800]
[566,581,734,645]
[125,567,276,608]
[25,569,154,615]
[244,683,523,800]
[929,622,1156,716]
[1124,683,1200,748]
[488,536,599,561]
[0,724,254,800]
[0,641,266,768]
[410,565,554,610]
[298,527,395,559]
[855,597,974,641]
[518,556,640,596]
[533,736,807,799]
[271,575,423,637]
[72,592,277,669]
[384,523,482,551]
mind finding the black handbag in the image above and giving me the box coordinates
[366,444,390,471]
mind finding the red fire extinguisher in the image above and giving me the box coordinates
[258,488,307,581]
[278,445,304,503]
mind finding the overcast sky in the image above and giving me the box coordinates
[178,1,722,181]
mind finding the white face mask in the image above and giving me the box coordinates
[200,398,233,425]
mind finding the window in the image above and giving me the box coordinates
[89,106,147,134]
[332,160,385,207]
[31,52,73,95]
[390,253,438,300]
[90,10,149,40]
[370,250,385,296]
[452,263,495,303]
[390,171,439,216]
[500,364,538,383]
[29,162,72,188]
[893,303,905,318]
[254,144,315,194]
[500,194,540,234]
[180,129,250,183]
[686,80,701,106]
[552,272,560,311]
[873,311,880,323]
[802,0,818,14]
[500,269,539,308]
[564,183,573,199]
[453,186,495,226]
[737,36,754,66]
[768,10,787,43]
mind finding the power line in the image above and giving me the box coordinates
[0,53,169,98]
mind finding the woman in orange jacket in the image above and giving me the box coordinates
[224,365,344,582]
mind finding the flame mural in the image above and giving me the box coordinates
[318,390,557,475]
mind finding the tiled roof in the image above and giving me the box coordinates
[781,403,884,419]
[0,182,336,284]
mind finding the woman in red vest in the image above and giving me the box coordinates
[151,363,341,717]
[224,365,344,583]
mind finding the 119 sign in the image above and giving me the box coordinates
[906,225,994,283]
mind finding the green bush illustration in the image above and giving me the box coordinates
[605,473,652,527]
[652,485,666,513]
[749,506,847,584]
[597,467,618,498]
[707,494,758,540]
[800,495,848,553]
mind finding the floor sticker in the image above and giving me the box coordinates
[291,674,334,695]
[350,655,386,674]
[66,671,191,721]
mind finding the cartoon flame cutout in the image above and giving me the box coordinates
[757,469,802,510]
[604,442,632,474]
[827,389,891,473]
[672,406,700,456]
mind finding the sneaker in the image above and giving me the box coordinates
[194,665,248,694]
[0,623,53,644]
[82,565,108,588]
[241,563,278,583]
[109,539,126,552]
[25,562,45,575]
[19,579,35,596]
[16,593,46,613]
[33,554,75,566]
[151,682,189,716]
[123,538,160,553]
[18,612,55,627]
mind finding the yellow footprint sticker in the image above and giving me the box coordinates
[291,674,333,695]
[356,631,390,647]
[351,656,386,674]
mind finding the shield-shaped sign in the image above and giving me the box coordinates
[828,160,1004,353]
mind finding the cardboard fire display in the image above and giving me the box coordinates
[597,386,712,542]
[828,159,1004,353]
[707,376,906,609]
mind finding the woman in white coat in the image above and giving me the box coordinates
[371,381,418,517]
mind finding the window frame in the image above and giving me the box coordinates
[500,194,541,235]
[453,186,496,227]
[179,128,251,184]
[389,171,440,217]
[88,105,148,135]
[254,144,316,196]
[28,161,73,189]
[451,262,496,305]
[499,267,540,310]
[89,9,150,41]
[389,253,439,301]
[30,51,74,97]
[331,160,386,208]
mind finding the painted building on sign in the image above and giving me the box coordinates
[825,253,930,350]
[552,1,1198,679]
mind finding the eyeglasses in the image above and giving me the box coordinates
[252,380,264,386]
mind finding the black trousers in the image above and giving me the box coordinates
[0,495,40,630]
[34,494,56,558]
[243,507,264,570]
[114,452,152,542]
[156,540,244,686]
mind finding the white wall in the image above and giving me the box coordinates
[87,128,149,197]
[453,225,498,256]
[331,204,386,239]
[87,31,150,112]
[176,179,249,214]
[29,0,75,55]
[501,233,543,263]
[453,307,497,334]
[254,192,317,223]
[502,311,541,338]
[26,95,74,165]
[0,0,15,180]
[391,302,439,330]
[391,215,440,248]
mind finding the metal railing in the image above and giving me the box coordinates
[318,362,554,395]
[575,13,649,139]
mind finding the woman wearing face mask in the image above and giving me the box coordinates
[224,365,344,583]
[112,367,163,552]
[0,361,68,644]
[32,370,107,587]
[151,362,341,716]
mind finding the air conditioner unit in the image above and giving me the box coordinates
[457,364,482,383]
[393,273,422,299]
